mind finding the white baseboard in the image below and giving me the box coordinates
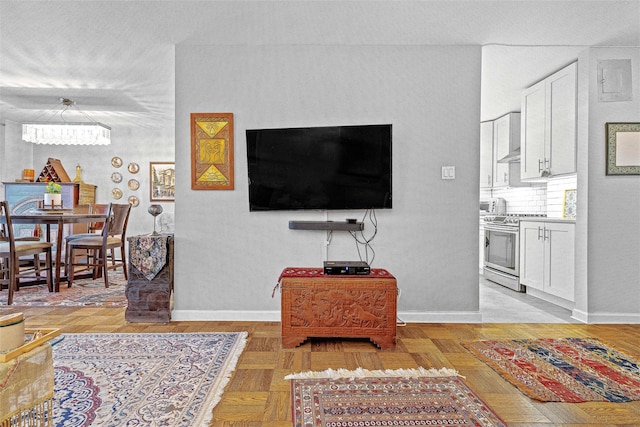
[171,310,280,322]
[170,310,483,323]
[571,309,640,324]
[172,309,640,324]
[397,311,483,323]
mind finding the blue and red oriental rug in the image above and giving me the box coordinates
[8,272,127,307]
[52,332,247,426]
[463,337,640,402]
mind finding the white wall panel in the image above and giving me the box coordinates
[174,44,482,318]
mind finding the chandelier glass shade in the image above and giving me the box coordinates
[21,98,111,145]
[22,122,111,145]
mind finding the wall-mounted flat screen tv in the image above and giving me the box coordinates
[246,124,392,211]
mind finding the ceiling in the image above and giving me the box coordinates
[1,1,639,130]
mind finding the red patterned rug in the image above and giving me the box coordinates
[286,367,506,427]
[6,272,127,307]
[463,337,640,402]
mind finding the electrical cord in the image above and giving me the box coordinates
[396,287,406,326]
[350,209,378,265]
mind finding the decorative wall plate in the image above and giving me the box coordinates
[111,172,123,183]
[128,162,140,174]
[111,157,123,168]
[128,179,140,191]
[112,188,123,200]
[128,195,140,207]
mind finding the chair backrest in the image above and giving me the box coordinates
[89,203,109,234]
[104,203,132,240]
[0,201,16,252]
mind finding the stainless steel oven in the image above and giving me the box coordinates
[483,216,522,292]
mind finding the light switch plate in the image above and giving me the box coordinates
[441,166,455,180]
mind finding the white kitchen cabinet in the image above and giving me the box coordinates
[492,112,523,188]
[520,221,575,302]
[479,121,493,189]
[480,113,524,189]
[521,62,577,181]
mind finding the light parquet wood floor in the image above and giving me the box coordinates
[5,306,640,426]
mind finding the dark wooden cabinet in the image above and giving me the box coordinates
[125,234,174,323]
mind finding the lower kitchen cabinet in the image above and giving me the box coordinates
[520,221,575,302]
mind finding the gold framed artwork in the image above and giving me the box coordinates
[191,113,234,190]
[606,122,640,175]
[150,162,175,202]
[563,189,577,219]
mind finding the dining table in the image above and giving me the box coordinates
[8,211,108,292]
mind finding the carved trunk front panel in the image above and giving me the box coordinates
[281,276,397,349]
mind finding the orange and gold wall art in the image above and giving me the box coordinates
[190,113,234,190]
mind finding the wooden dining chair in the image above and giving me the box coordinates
[0,201,53,305]
[64,203,109,277]
[66,203,131,288]
[1,212,45,292]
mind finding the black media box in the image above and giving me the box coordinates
[323,261,370,275]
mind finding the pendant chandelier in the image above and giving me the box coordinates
[22,98,111,145]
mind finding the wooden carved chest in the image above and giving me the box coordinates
[279,269,397,349]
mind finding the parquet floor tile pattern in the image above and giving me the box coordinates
[6,306,640,426]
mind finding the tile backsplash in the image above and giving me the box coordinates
[545,175,578,218]
[482,174,577,218]
[492,185,547,213]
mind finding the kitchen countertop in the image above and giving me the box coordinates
[519,217,576,224]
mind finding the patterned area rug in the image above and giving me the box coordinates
[463,337,640,402]
[7,272,127,307]
[52,332,247,426]
[286,367,507,427]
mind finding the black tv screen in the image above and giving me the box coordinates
[246,124,392,211]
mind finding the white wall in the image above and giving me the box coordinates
[574,47,640,323]
[0,120,33,190]
[174,44,483,321]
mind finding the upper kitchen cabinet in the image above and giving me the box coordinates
[493,112,525,188]
[480,114,524,189]
[479,121,493,189]
[521,62,577,181]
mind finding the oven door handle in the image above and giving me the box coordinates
[485,225,518,234]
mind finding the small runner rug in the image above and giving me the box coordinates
[52,332,247,426]
[463,337,640,402]
[286,367,507,427]
[8,272,127,307]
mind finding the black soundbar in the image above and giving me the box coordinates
[288,220,364,231]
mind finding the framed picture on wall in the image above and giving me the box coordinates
[606,122,640,175]
[150,162,175,202]
[190,112,234,190]
[563,189,577,219]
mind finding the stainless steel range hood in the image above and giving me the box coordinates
[497,147,520,163]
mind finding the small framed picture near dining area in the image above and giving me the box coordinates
[606,122,640,175]
[150,162,175,202]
